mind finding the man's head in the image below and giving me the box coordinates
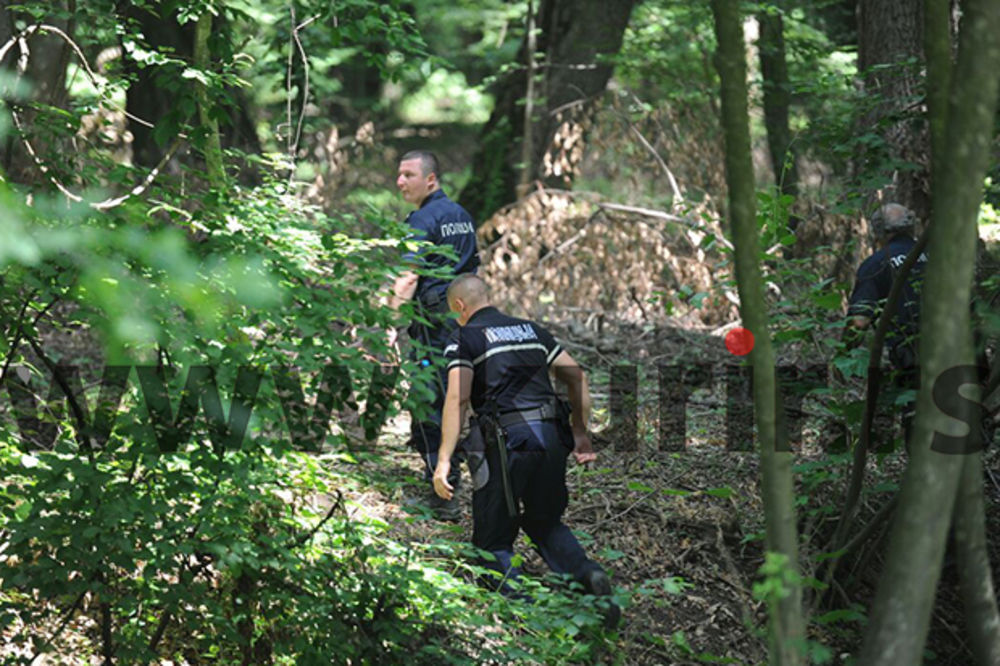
[447,273,489,325]
[870,203,916,244]
[397,150,440,206]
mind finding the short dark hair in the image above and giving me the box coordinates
[399,150,440,178]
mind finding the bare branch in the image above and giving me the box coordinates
[0,24,187,209]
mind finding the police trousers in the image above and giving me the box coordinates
[472,420,599,589]
[407,298,457,477]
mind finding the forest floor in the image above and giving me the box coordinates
[5,307,997,665]
[332,319,1000,665]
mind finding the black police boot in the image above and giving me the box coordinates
[581,568,621,629]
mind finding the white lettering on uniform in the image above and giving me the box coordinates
[890,252,928,268]
[484,324,537,344]
[444,343,458,355]
[440,221,475,237]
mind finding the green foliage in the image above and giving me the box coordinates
[615,1,718,104]
[0,3,630,660]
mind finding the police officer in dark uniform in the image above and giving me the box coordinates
[846,202,927,442]
[391,150,480,520]
[431,274,619,627]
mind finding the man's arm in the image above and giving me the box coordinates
[433,366,473,499]
[550,350,596,464]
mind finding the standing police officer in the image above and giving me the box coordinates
[846,202,927,443]
[391,150,480,520]
[431,275,619,627]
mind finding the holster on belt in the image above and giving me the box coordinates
[481,408,518,519]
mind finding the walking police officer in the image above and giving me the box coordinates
[846,202,927,444]
[431,274,620,627]
[392,150,480,520]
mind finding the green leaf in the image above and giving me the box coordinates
[810,291,842,310]
[180,68,209,85]
[14,501,32,522]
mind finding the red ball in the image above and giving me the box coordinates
[725,327,755,356]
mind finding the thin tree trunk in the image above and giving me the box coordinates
[710,2,803,663]
[934,0,1000,649]
[857,0,1000,661]
[0,0,15,174]
[857,0,927,216]
[194,12,224,187]
[517,0,537,195]
[757,7,798,200]
[923,0,950,185]
[954,453,1000,664]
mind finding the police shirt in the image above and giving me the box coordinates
[444,306,563,415]
[847,234,927,357]
[403,189,480,303]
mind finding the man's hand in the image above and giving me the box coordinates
[391,272,419,311]
[386,326,401,349]
[571,430,597,465]
[433,458,454,499]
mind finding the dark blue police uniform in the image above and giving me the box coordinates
[848,233,927,445]
[847,233,927,369]
[444,306,602,586]
[404,189,479,472]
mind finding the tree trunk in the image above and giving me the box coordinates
[710,2,803,664]
[856,0,927,215]
[0,0,15,174]
[953,453,1000,664]
[0,1,74,183]
[857,0,1000,661]
[194,12,224,187]
[121,5,259,171]
[757,7,799,202]
[923,0,951,186]
[461,0,637,222]
[121,4,193,170]
[517,0,538,194]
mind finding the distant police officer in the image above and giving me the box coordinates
[846,202,927,442]
[391,150,480,520]
[431,274,620,627]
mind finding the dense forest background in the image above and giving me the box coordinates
[1,0,1000,664]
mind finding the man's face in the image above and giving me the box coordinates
[396,158,436,205]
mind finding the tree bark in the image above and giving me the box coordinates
[953,453,1000,664]
[856,0,927,215]
[857,0,1000,661]
[0,1,73,183]
[923,0,951,186]
[194,12,224,187]
[757,7,798,202]
[711,2,803,664]
[461,0,636,222]
[517,0,538,194]
[121,4,259,171]
[0,0,15,174]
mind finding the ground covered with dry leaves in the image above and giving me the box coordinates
[357,318,1000,665]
